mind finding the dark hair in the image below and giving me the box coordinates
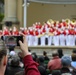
[43,51,47,56]
[71,54,76,61]
[11,56,20,67]
[72,49,76,53]
[57,49,63,58]
[9,46,15,52]
[39,56,44,63]
[32,52,38,62]
[52,70,61,75]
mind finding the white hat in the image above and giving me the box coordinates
[10,51,16,56]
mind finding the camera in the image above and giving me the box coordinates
[1,36,23,46]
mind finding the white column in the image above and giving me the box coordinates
[4,0,17,22]
[23,0,27,27]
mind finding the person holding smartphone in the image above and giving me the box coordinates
[19,33,40,75]
[0,33,40,75]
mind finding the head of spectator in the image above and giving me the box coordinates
[61,55,71,68]
[57,49,63,58]
[61,56,73,75]
[43,51,47,56]
[8,46,15,52]
[71,53,76,69]
[31,52,38,62]
[52,51,59,57]
[43,51,49,61]
[0,39,7,75]
[39,56,44,63]
[28,49,31,53]
[71,53,76,61]
[9,51,16,57]
[10,55,20,67]
[72,49,76,54]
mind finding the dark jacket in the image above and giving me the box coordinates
[5,66,24,75]
[61,67,72,75]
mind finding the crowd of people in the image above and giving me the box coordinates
[3,46,76,75]
[0,33,76,75]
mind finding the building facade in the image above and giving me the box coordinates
[4,0,76,28]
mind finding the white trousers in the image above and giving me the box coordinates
[28,35,33,46]
[59,35,65,46]
[53,35,60,46]
[33,36,38,46]
[40,36,46,46]
[48,36,53,46]
[65,35,75,46]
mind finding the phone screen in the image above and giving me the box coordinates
[1,36,23,46]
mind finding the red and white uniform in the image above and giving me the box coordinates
[48,28,54,46]
[67,29,75,46]
[53,29,60,46]
[59,29,66,46]
[3,27,9,35]
[13,27,19,36]
[40,27,46,46]
[28,28,34,46]
[33,29,39,46]
[9,28,13,35]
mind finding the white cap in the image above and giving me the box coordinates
[10,51,16,56]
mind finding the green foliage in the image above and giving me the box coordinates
[0,13,4,22]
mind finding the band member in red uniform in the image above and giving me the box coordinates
[13,26,19,36]
[28,27,34,46]
[68,28,75,46]
[33,29,39,46]
[53,28,60,46]
[48,27,54,46]
[40,26,46,46]
[9,28,13,35]
[3,26,9,35]
[59,29,66,46]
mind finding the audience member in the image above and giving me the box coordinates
[71,53,76,68]
[19,33,41,75]
[48,51,62,73]
[8,46,15,52]
[31,52,38,62]
[5,55,24,75]
[32,53,47,75]
[38,56,46,68]
[57,49,64,58]
[72,49,76,53]
[71,54,76,75]
[0,33,41,75]
[38,56,47,75]
[43,51,49,61]
[61,55,72,75]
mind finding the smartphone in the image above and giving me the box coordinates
[1,36,23,46]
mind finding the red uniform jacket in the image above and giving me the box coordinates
[23,55,40,75]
